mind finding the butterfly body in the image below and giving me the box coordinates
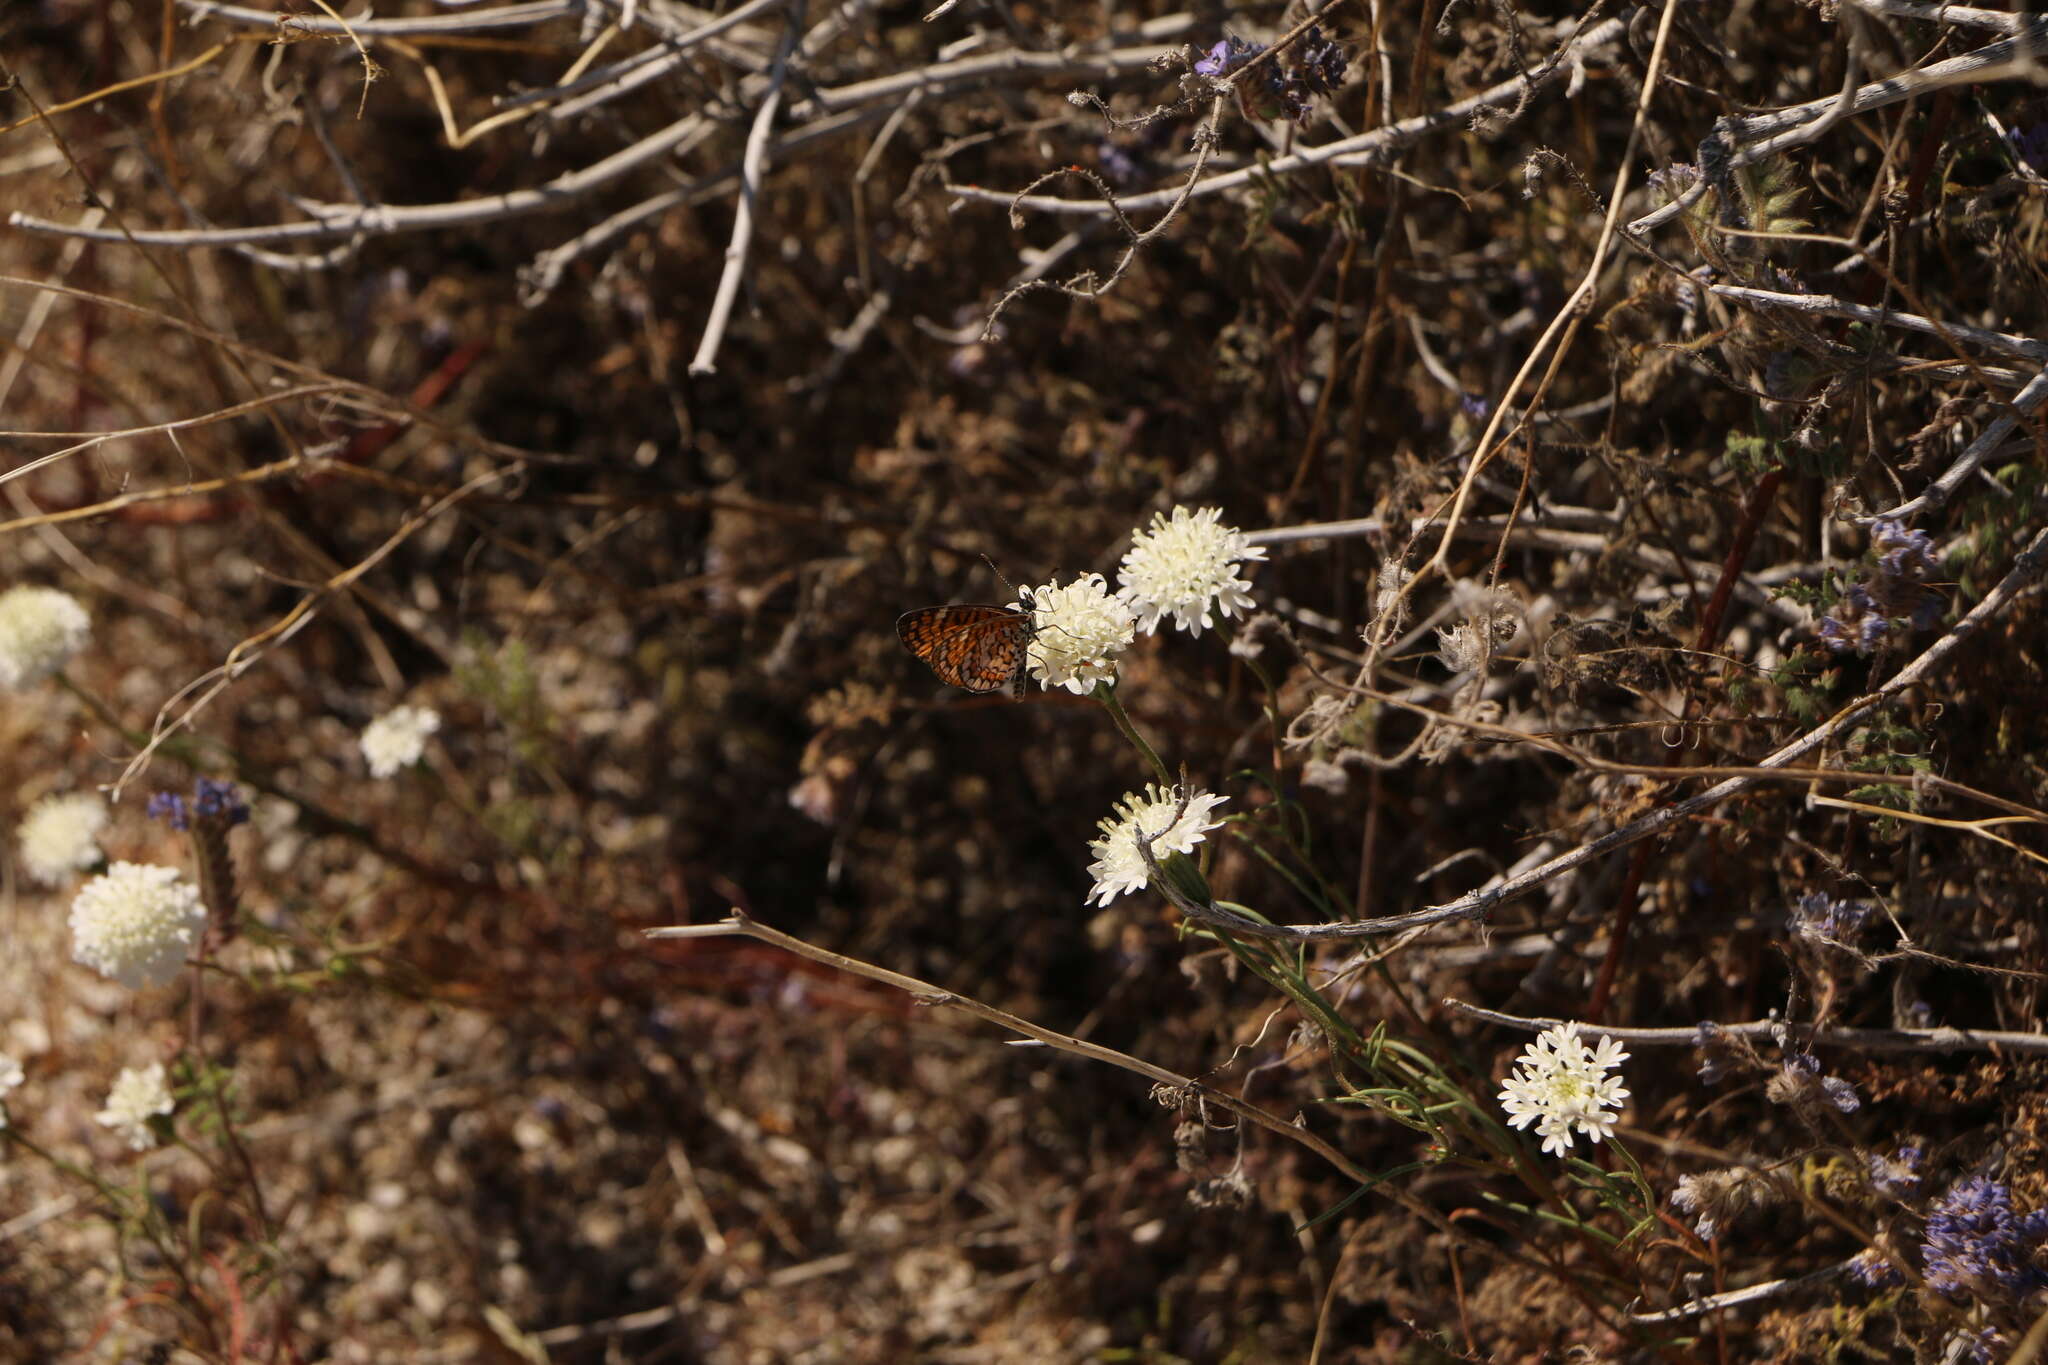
[897,596,1036,697]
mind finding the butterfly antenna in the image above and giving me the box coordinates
[980,554,1024,602]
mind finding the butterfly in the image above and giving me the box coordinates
[897,592,1037,697]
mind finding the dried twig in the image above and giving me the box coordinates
[647,912,1384,1180]
[1626,1262,1853,1325]
[1414,522,2048,927]
[952,17,1625,218]
[1708,285,2048,365]
[176,0,577,35]
[1628,22,2048,237]
[690,4,801,376]
[1444,1000,2048,1057]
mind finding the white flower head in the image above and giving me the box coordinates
[1085,783,1228,907]
[1498,1021,1630,1157]
[361,705,441,778]
[0,586,90,689]
[96,1061,174,1151]
[18,791,109,886]
[1116,506,1268,636]
[0,1051,22,1131]
[1018,574,1136,696]
[69,862,206,990]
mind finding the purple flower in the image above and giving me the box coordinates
[1873,520,1936,579]
[1098,141,1142,185]
[1693,1021,1743,1085]
[1951,1327,2009,1365]
[1848,1247,1903,1288]
[147,791,191,832]
[1195,30,1346,123]
[1818,521,1942,655]
[1294,26,1347,95]
[147,778,248,833]
[2009,121,2048,175]
[1766,1052,1860,1115]
[1921,1177,2048,1299]
[1195,36,1262,77]
[193,777,249,827]
[1867,1146,1923,1197]
[1790,891,1869,945]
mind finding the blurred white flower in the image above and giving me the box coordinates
[18,791,109,886]
[69,862,206,990]
[1085,784,1228,907]
[1116,506,1267,636]
[1020,574,1136,695]
[361,705,441,778]
[96,1062,174,1151]
[0,586,90,689]
[1498,1021,1631,1157]
[0,1051,22,1131]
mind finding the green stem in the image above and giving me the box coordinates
[1093,682,1172,785]
[2,1127,130,1205]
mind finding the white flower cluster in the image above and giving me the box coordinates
[97,1062,175,1151]
[0,1052,22,1130]
[69,862,207,990]
[1116,505,1267,637]
[361,705,441,778]
[18,791,109,886]
[1019,574,1136,696]
[1084,784,1229,907]
[0,585,89,689]
[1497,1021,1631,1157]
[1005,505,1265,698]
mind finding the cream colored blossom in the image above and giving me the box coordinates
[1116,506,1266,636]
[0,586,89,689]
[18,792,109,886]
[96,1062,174,1151]
[1020,575,1136,696]
[0,1051,21,1131]
[69,862,206,989]
[1085,784,1228,907]
[1498,1022,1631,1157]
[361,705,441,779]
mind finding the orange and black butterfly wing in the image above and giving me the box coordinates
[957,611,1034,696]
[898,604,1033,695]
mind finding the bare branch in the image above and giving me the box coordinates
[952,17,1625,218]
[176,0,578,35]
[690,5,801,375]
[1444,1000,2048,1057]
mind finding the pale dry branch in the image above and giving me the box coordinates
[1444,1000,2048,1057]
[177,0,578,34]
[1412,521,2048,928]
[1626,1263,1854,1325]
[1875,363,2048,522]
[1629,22,2048,238]
[951,17,1625,218]
[12,107,716,244]
[690,6,800,376]
[648,912,1384,1181]
[1706,285,2048,365]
